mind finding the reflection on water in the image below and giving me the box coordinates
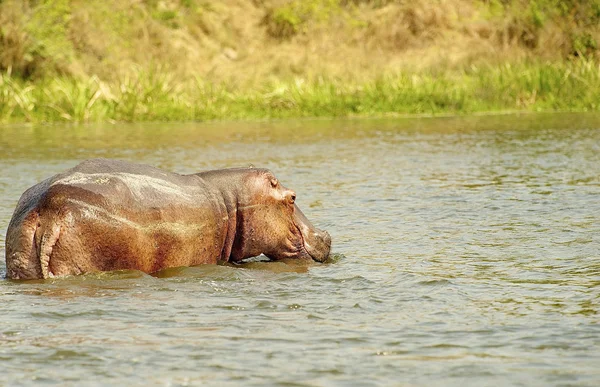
[1,113,600,386]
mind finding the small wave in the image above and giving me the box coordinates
[324,253,345,264]
[417,279,453,287]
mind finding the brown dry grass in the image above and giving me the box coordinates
[1,0,599,85]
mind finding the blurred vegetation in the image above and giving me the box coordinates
[1,0,600,122]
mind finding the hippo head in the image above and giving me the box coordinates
[228,169,331,263]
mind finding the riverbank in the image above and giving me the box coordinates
[1,59,599,123]
[1,0,600,123]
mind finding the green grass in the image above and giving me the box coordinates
[1,60,600,123]
[3,0,600,125]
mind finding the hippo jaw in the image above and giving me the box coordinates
[233,205,332,263]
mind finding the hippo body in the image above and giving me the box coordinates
[5,159,331,280]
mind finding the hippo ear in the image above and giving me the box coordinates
[247,164,255,169]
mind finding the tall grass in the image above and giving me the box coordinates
[1,60,600,123]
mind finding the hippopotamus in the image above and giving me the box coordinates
[4,159,331,280]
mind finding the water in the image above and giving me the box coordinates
[1,114,599,386]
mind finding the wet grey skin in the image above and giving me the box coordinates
[4,159,331,280]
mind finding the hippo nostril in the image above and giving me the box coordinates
[287,191,296,204]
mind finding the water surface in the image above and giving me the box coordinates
[1,114,599,386]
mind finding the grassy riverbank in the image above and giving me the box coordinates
[1,0,600,123]
[2,60,600,123]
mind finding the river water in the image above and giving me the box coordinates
[0,114,599,386]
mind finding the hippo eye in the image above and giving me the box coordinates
[270,178,278,188]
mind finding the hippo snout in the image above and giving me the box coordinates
[307,228,332,263]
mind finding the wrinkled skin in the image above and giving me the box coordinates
[4,159,331,280]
